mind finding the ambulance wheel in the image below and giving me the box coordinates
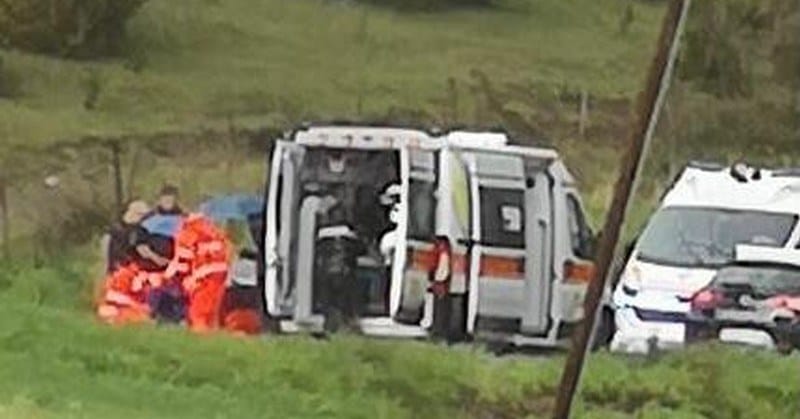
[590,307,615,351]
[446,295,469,344]
[775,339,794,355]
[430,294,467,343]
[261,314,281,334]
[486,340,514,356]
[430,295,451,341]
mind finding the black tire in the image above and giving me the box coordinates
[684,322,714,344]
[486,340,514,356]
[446,295,469,344]
[430,294,452,342]
[591,307,615,351]
[775,339,794,355]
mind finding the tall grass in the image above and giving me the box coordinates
[0,256,797,418]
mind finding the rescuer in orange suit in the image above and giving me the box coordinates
[98,201,175,326]
[167,214,232,333]
[97,263,163,325]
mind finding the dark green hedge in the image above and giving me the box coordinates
[0,0,148,58]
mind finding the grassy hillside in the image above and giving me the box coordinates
[0,257,798,419]
[0,0,663,148]
[1,4,799,415]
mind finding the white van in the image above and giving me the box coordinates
[262,125,598,348]
[611,163,800,353]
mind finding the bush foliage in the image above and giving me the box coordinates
[0,0,148,58]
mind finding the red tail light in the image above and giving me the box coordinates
[690,288,723,311]
[564,260,597,284]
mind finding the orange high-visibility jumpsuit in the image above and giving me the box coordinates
[97,263,163,326]
[168,214,231,333]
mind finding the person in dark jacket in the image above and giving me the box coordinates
[153,184,185,216]
[107,200,171,274]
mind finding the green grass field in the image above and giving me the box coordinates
[1,3,799,417]
[0,257,798,419]
[0,0,663,148]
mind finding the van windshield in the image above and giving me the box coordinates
[636,207,797,268]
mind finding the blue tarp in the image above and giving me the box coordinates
[140,194,263,238]
[141,214,182,237]
[198,194,263,223]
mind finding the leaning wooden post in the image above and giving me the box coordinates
[552,1,691,418]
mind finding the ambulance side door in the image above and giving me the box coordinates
[467,152,528,331]
[465,149,554,336]
[264,140,303,317]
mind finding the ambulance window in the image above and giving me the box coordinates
[567,195,592,258]
[480,187,525,248]
[409,179,436,241]
[450,154,471,238]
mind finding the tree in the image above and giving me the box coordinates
[0,0,148,58]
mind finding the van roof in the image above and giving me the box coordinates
[290,127,564,173]
[294,126,440,150]
[445,131,509,148]
[662,165,800,214]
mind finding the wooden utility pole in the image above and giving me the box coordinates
[552,1,691,418]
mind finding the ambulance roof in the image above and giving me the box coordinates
[444,131,509,148]
[294,126,439,150]
[662,165,800,215]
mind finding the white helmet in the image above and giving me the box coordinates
[379,183,401,206]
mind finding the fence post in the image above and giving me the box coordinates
[109,141,124,216]
[447,77,459,124]
[578,90,589,138]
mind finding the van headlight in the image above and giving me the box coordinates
[620,263,642,297]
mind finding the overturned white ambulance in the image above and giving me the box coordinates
[262,125,598,348]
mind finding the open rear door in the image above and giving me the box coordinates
[264,140,303,317]
[462,146,556,337]
[390,145,439,325]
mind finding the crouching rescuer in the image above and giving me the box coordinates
[97,263,166,325]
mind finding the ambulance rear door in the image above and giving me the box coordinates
[264,140,304,317]
[462,146,557,336]
[390,144,439,325]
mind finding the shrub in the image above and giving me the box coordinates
[0,0,149,58]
